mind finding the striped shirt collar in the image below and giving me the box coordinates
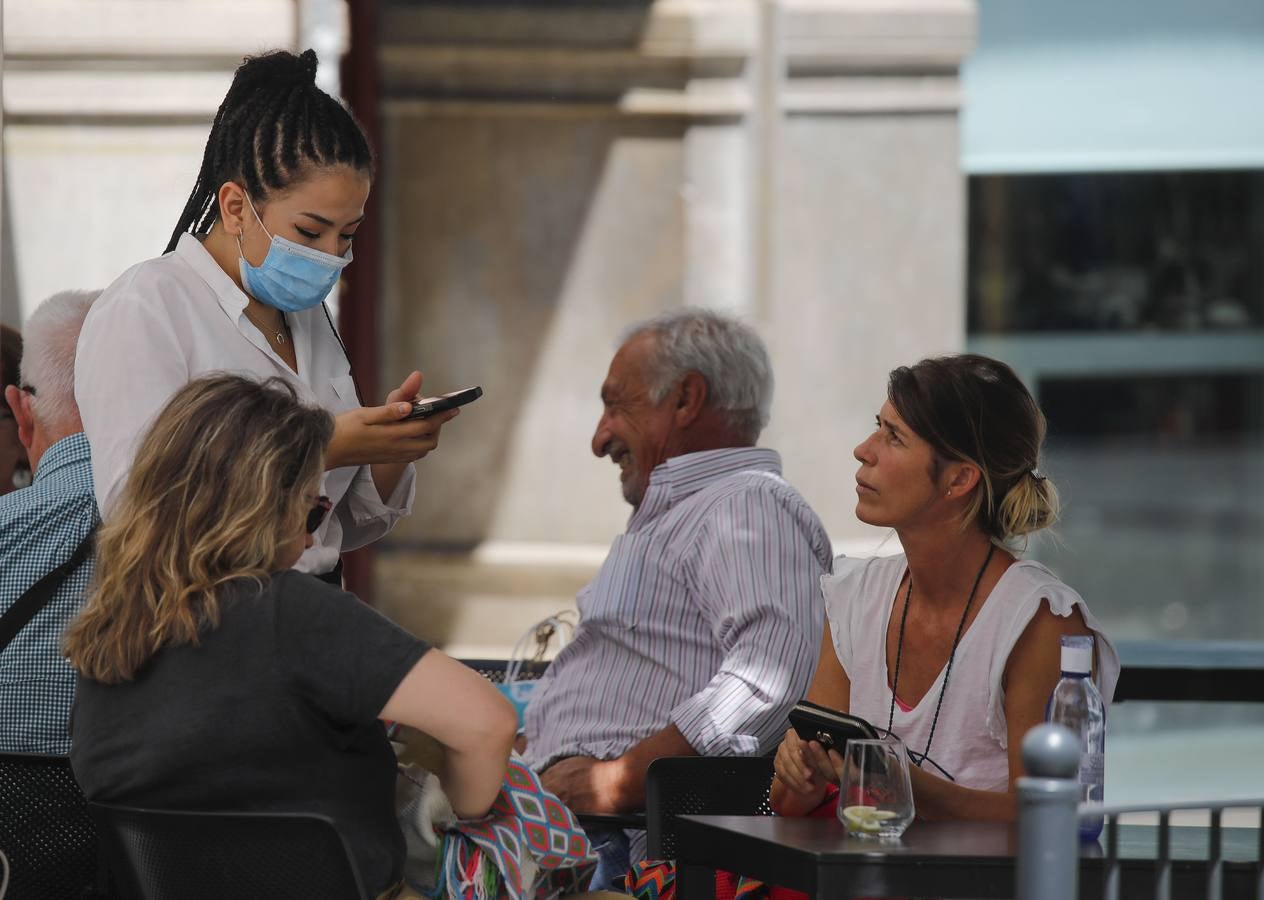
[31,431,91,486]
[630,446,781,528]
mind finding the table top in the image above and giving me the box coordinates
[676,815,1261,864]
[674,815,1262,899]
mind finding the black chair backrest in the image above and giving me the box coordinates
[459,658,550,684]
[645,756,775,860]
[89,803,368,900]
[0,751,104,898]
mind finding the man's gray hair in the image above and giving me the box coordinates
[622,308,773,442]
[19,290,101,429]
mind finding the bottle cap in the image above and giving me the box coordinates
[1060,635,1093,675]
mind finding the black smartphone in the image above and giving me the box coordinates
[405,386,483,420]
[787,700,878,753]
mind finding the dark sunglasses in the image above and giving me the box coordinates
[306,495,332,534]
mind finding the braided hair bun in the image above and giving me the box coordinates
[165,48,372,253]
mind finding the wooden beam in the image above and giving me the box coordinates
[339,0,380,604]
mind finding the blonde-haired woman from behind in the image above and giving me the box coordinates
[65,374,515,900]
[771,354,1119,823]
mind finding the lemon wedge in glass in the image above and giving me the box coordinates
[841,804,898,834]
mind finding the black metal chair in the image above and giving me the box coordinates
[458,657,551,684]
[645,756,775,859]
[0,751,107,898]
[89,804,369,900]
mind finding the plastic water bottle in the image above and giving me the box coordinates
[1045,634,1105,841]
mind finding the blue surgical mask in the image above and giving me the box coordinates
[236,194,352,313]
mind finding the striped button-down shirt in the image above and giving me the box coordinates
[0,432,98,755]
[523,447,831,772]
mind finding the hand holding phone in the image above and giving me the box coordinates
[326,377,477,469]
[406,386,483,420]
[787,700,877,753]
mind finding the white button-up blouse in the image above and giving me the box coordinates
[74,233,415,574]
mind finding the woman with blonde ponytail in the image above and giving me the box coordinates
[771,353,1118,824]
[66,375,515,900]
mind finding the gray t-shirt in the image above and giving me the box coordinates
[70,570,429,895]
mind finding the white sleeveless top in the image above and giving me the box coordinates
[823,554,1120,792]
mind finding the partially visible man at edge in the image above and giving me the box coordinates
[0,290,101,753]
[1,323,30,494]
[518,309,832,888]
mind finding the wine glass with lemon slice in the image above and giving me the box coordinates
[837,735,915,840]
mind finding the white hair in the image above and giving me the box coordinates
[621,308,773,442]
[19,290,101,429]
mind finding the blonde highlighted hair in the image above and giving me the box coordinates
[887,354,1060,545]
[64,374,333,683]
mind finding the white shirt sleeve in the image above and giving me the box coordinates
[76,243,418,569]
[334,461,416,553]
[985,567,1122,748]
[75,277,192,514]
[821,554,864,678]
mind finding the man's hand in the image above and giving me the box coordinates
[540,756,628,814]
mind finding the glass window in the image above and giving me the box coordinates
[966,170,1264,809]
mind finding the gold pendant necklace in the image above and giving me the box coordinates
[244,306,286,345]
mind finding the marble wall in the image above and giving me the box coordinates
[0,0,327,326]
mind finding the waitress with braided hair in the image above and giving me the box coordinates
[76,49,446,581]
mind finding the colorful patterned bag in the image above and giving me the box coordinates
[431,755,597,900]
[624,859,769,900]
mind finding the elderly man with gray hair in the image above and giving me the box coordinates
[1,290,101,754]
[519,309,831,887]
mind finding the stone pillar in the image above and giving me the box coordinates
[763,0,976,544]
[374,0,975,652]
[377,1,759,550]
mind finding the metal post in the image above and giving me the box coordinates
[1017,723,1082,900]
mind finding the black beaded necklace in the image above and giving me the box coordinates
[886,543,996,769]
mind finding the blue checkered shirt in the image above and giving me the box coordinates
[0,432,98,755]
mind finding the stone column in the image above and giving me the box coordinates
[763,0,976,544]
[378,1,759,548]
[374,0,975,652]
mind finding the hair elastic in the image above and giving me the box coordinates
[1029,467,1047,482]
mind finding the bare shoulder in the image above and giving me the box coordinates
[1008,596,1091,677]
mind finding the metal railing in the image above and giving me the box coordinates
[1017,723,1264,900]
[1092,798,1264,900]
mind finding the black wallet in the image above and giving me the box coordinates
[787,700,878,752]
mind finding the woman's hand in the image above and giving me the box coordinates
[775,727,838,793]
[326,371,458,470]
[770,727,841,817]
